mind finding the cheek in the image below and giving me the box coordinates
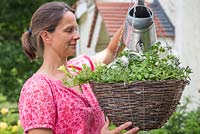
[64,35,73,44]
[64,37,72,49]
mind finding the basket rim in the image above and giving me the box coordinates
[89,79,189,85]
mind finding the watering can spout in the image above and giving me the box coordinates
[122,1,157,53]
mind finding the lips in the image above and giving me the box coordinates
[68,44,76,49]
[68,44,76,46]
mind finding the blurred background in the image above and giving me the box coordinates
[0,0,200,133]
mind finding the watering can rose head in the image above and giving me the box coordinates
[122,1,156,53]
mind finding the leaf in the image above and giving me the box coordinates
[58,42,192,86]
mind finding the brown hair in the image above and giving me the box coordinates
[21,2,74,60]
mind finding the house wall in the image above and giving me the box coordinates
[159,0,200,109]
[77,6,102,55]
[89,13,103,55]
[175,0,200,109]
[77,5,96,56]
[97,0,154,3]
[95,23,110,52]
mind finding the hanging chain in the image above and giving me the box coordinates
[154,16,172,54]
[129,0,134,10]
[128,0,137,50]
[114,0,137,58]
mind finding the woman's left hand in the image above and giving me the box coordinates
[101,117,139,134]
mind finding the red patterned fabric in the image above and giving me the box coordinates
[18,55,105,134]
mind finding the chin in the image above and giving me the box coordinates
[66,52,76,57]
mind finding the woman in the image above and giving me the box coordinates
[18,2,139,134]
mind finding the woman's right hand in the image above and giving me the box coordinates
[101,117,139,134]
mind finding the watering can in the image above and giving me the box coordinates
[122,0,157,53]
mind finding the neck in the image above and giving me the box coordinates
[37,49,68,80]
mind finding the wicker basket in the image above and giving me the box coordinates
[90,80,188,131]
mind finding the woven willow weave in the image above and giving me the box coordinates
[90,80,188,130]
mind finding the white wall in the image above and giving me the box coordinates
[77,5,95,55]
[96,0,127,2]
[96,0,154,3]
[159,0,200,109]
[175,0,200,109]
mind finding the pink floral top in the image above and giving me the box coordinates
[18,55,105,134]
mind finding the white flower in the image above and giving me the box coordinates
[12,125,19,132]
[1,107,9,115]
[17,120,21,126]
[120,56,129,65]
[0,122,8,129]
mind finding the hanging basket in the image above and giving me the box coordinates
[90,80,188,131]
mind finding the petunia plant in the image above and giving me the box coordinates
[59,42,192,87]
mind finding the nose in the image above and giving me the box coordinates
[73,30,80,40]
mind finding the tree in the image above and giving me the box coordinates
[0,0,77,102]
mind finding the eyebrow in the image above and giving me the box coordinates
[65,25,78,28]
[64,25,78,31]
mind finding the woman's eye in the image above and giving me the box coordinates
[66,28,73,33]
[65,27,78,33]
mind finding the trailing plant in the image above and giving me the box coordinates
[58,42,192,87]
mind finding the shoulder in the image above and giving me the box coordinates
[18,73,56,132]
[21,73,52,93]
[19,73,55,103]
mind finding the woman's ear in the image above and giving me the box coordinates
[40,31,52,44]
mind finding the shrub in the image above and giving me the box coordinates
[0,41,40,102]
[0,107,23,134]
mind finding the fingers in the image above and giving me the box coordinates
[110,122,132,134]
[104,116,110,128]
[101,116,110,133]
[101,117,139,134]
[124,127,139,134]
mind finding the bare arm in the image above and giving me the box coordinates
[92,25,125,65]
[28,128,53,134]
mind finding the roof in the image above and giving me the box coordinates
[96,1,175,38]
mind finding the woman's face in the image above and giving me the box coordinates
[49,11,80,58]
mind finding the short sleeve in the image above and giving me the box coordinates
[18,76,56,133]
[67,55,95,72]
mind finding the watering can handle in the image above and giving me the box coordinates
[138,0,144,5]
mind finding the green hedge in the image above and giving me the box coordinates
[0,41,40,102]
[0,0,77,102]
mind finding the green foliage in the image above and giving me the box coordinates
[0,0,77,102]
[109,122,127,134]
[60,42,192,86]
[0,107,23,134]
[0,41,41,102]
[140,98,200,134]
[0,0,77,42]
